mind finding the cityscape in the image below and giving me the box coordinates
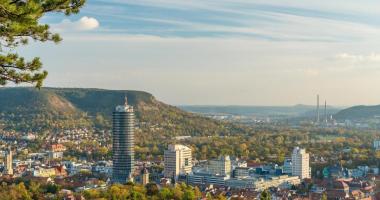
[1,0,380,200]
[0,92,379,200]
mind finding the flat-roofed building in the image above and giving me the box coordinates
[225,175,301,191]
[164,144,192,179]
[292,147,311,179]
[208,155,231,177]
[187,170,230,187]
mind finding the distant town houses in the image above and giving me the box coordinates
[323,165,379,179]
[92,160,112,175]
[2,126,378,200]
[33,165,67,178]
[1,103,380,199]
[0,130,377,200]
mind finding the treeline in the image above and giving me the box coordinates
[0,181,61,200]
[82,183,222,200]
[0,181,227,200]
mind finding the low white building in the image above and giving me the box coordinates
[62,161,82,175]
[233,167,250,178]
[225,177,255,189]
[187,170,230,187]
[374,140,380,150]
[48,151,63,159]
[92,161,112,175]
[225,175,301,191]
[232,159,247,168]
[254,175,301,191]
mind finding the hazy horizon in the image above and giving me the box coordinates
[0,86,355,107]
[17,0,380,106]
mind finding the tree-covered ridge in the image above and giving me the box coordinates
[335,104,380,120]
[0,87,248,137]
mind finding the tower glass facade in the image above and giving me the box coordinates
[112,97,135,184]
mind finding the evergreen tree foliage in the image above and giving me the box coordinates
[0,0,85,87]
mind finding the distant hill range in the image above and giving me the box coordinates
[0,87,245,136]
[180,105,341,118]
[334,105,380,120]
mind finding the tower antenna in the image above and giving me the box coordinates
[316,95,320,124]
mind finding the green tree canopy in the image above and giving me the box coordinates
[260,190,271,200]
[0,0,85,87]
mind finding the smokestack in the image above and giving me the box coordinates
[316,95,320,124]
[324,100,327,124]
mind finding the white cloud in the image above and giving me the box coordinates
[336,53,380,62]
[52,16,100,32]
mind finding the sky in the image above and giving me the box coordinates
[18,0,380,106]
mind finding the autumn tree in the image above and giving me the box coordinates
[0,0,85,87]
[260,190,271,200]
[145,183,159,196]
[321,193,327,200]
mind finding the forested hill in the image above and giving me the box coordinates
[334,105,380,120]
[0,87,247,136]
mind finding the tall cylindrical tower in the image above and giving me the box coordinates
[112,96,135,184]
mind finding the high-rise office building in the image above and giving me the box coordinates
[112,96,135,184]
[4,147,13,175]
[164,144,192,179]
[291,147,310,179]
[208,155,231,177]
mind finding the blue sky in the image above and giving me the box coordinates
[20,0,380,105]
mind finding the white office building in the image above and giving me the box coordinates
[291,147,310,179]
[208,155,231,177]
[374,140,380,150]
[164,144,192,178]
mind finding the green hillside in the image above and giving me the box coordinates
[334,105,380,120]
[0,87,246,136]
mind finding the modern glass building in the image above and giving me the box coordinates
[112,97,135,184]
